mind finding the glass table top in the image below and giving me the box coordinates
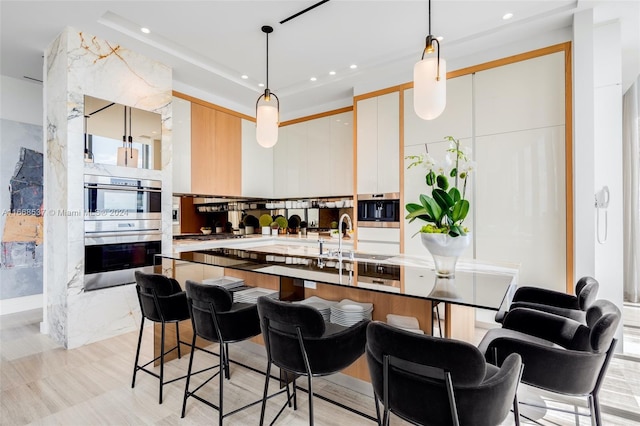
[156,246,518,311]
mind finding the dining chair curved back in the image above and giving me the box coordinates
[256,296,369,425]
[367,321,523,426]
[479,299,620,426]
[496,276,599,323]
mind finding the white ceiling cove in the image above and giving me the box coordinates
[1,1,638,120]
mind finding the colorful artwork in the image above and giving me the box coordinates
[1,119,44,300]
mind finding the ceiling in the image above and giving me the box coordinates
[1,1,638,121]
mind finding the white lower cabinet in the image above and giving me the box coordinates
[357,227,400,255]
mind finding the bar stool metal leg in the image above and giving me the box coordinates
[181,332,198,418]
[131,316,145,388]
[159,321,166,404]
[176,322,182,359]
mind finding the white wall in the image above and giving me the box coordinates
[0,75,42,125]
[573,10,597,281]
[593,20,625,344]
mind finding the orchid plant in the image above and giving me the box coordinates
[405,136,474,237]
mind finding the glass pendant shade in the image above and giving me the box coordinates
[256,101,278,148]
[413,56,446,120]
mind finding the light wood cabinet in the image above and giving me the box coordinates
[356,92,400,195]
[191,103,241,196]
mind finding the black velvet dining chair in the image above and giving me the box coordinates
[256,296,369,426]
[366,321,523,426]
[478,299,620,426]
[181,280,265,424]
[495,276,599,323]
[132,271,191,404]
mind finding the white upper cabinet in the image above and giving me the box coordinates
[172,96,191,194]
[474,52,565,136]
[272,124,290,198]
[404,75,473,146]
[356,92,400,195]
[241,119,273,198]
[275,111,353,198]
[306,117,329,196]
[329,112,353,196]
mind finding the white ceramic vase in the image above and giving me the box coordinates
[420,232,471,278]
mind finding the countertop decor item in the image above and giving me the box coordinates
[200,227,212,235]
[275,216,288,234]
[405,136,474,277]
[260,213,273,235]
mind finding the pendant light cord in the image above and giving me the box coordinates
[428,0,431,36]
[265,30,269,91]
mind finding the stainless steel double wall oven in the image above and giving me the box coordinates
[84,175,162,291]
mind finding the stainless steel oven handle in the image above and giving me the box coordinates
[85,230,162,236]
[84,184,161,193]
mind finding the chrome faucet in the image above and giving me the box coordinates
[338,213,353,258]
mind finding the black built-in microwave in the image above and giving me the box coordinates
[357,193,400,228]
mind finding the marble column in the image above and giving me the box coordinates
[44,27,172,348]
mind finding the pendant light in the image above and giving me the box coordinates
[413,0,446,120]
[256,25,279,148]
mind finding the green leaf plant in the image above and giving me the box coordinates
[405,136,473,237]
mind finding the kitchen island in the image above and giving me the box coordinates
[154,241,518,382]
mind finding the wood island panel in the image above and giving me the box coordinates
[305,283,434,382]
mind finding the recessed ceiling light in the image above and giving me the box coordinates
[241,75,248,79]
[503,12,513,20]
[344,123,349,125]
[258,83,265,87]
[140,27,150,34]
[310,77,317,82]
[350,64,357,69]
[329,71,336,75]
[336,119,341,122]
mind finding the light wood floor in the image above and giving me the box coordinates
[1,309,639,425]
